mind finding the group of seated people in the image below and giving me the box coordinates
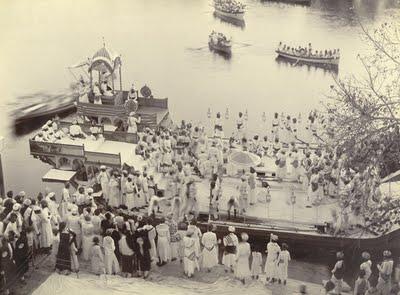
[34,119,104,142]
[277,42,340,59]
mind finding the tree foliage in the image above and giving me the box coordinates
[325,20,400,178]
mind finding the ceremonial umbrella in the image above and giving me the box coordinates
[228,150,261,169]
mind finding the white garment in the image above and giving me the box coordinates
[40,208,54,248]
[97,171,110,200]
[201,231,218,269]
[127,116,140,133]
[251,252,262,276]
[277,250,291,280]
[360,260,372,280]
[156,223,171,263]
[264,242,280,279]
[81,221,94,261]
[125,181,135,210]
[235,242,251,279]
[108,178,120,208]
[183,236,199,276]
[103,236,120,274]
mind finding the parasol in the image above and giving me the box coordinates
[228,150,261,169]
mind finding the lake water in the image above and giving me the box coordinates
[0,0,399,287]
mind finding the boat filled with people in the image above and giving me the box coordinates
[213,0,245,21]
[208,31,232,55]
[275,42,340,66]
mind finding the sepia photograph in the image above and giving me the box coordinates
[0,0,399,294]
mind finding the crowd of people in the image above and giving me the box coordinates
[22,107,400,294]
[277,42,341,59]
[31,108,393,236]
[214,0,245,14]
[0,186,399,294]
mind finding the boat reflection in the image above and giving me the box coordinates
[213,12,246,29]
[275,56,339,75]
[209,45,232,60]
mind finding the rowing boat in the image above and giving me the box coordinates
[209,32,232,55]
[276,49,340,66]
[214,7,245,21]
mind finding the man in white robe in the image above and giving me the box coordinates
[97,165,110,201]
[265,234,281,283]
[201,224,218,271]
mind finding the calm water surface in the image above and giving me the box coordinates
[0,0,399,286]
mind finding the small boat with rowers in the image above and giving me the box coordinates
[213,0,245,21]
[275,42,340,66]
[209,31,232,55]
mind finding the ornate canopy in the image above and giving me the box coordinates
[88,46,121,74]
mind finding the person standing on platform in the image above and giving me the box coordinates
[277,243,291,285]
[127,112,141,134]
[209,181,219,220]
[248,167,257,205]
[128,84,138,102]
[235,232,251,285]
[272,112,280,140]
[201,224,218,272]
[376,250,393,295]
[108,172,121,209]
[97,166,110,202]
[265,233,280,284]
[125,175,135,211]
[214,112,224,139]
[236,112,245,140]
[183,180,199,218]
[227,195,240,220]
[276,149,287,182]
[120,170,128,207]
[222,226,239,273]
[141,172,150,205]
[238,175,250,214]
[60,182,71,220]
